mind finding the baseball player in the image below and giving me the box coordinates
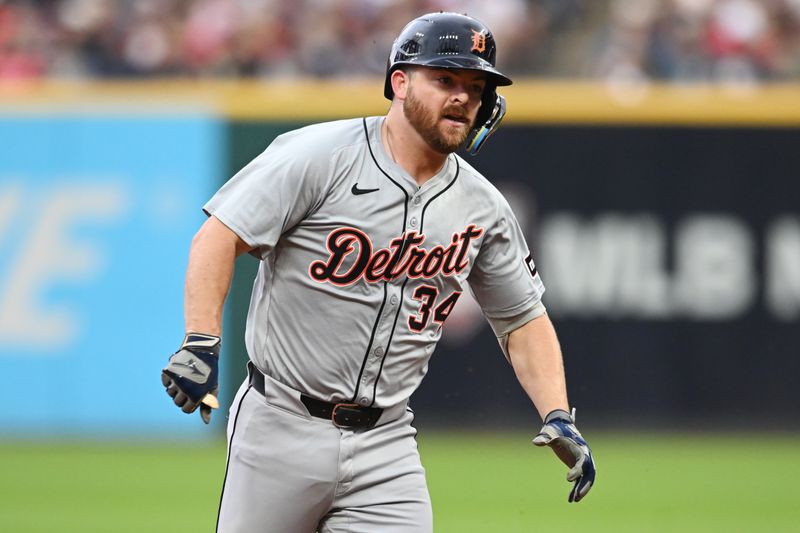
[162,12,595,533]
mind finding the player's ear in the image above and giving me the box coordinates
[391,68,412,100]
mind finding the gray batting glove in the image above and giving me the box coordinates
[161,333,220,424]
[533,408,596,503]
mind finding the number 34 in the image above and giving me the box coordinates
[408,286,461,332]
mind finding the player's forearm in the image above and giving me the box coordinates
[507,313,570,421]
[183,217,243,336]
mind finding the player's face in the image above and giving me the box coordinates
[403,68,486,154]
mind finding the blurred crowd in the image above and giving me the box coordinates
[593,0,800,83]
[0,0,798,81]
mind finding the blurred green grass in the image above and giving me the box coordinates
[1,432,798,532]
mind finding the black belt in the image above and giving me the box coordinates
[248,363,383,429]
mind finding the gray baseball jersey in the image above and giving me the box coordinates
[204,116,545,409]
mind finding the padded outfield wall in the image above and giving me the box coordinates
[0,81,798,436]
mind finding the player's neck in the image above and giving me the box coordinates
[382,114,448,187]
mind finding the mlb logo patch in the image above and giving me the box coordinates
[524,253,537,278]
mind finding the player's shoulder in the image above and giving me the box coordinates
[271,118,368,156]
[453,154,509,205]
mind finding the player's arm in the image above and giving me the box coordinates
[507,314,596,503]
[161,216,254,424]
[184,216,254,335]
[506,313,568,419]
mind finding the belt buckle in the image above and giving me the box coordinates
[331,403,365,428]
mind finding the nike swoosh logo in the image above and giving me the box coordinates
[174,359,203,376]
[351,183,379,195]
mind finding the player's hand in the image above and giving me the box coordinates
[161,333,221,424]
[533,409,596,503]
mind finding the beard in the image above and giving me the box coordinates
[404,86,473,154]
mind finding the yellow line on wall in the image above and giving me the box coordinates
[1,79,799,126]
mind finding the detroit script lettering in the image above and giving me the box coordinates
[309,225,484,286]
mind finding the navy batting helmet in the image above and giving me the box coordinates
[384,12,512,154]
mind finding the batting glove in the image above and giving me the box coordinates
[161,333,220,424]
[533,408,596,503]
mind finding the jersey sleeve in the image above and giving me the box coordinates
[468,198,546,338]
[203,129,331,259]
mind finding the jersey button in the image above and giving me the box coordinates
[375,346,384,356]
[410,217,418,227]
[390,295,398,305]
[358,397,370,406]
[413,196,421,205]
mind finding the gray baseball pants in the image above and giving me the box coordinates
[216,370,433,533]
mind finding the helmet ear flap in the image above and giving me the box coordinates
[475,86,498,126]
[466,92,507,156]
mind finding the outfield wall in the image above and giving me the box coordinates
[416,124,800,428]
[1,81,798,436]
[0,112,222,437]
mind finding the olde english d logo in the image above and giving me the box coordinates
[309,225,484,286]
[470,29,487,53]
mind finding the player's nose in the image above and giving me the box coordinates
[448,82,470,105]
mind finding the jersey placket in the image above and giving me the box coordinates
[353,183,435,407]
[354,281,403,406]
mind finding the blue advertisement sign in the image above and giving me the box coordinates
[0,115,223,438]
